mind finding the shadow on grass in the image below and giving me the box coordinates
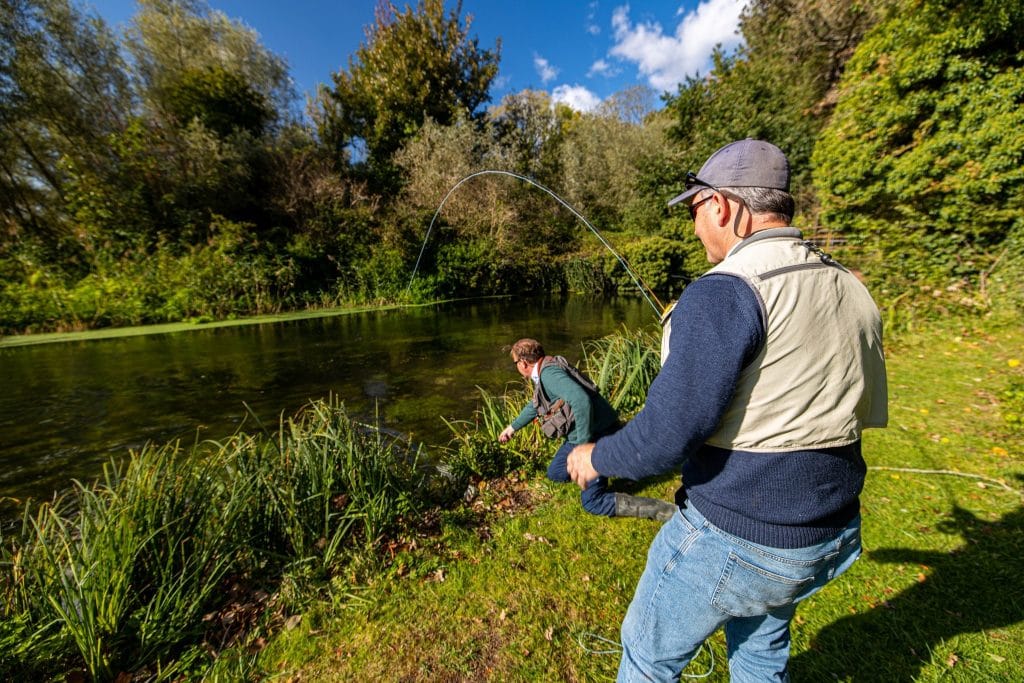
[793,495,1024,681]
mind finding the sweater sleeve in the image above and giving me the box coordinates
[511,401,537,431]
[590,274,765,481]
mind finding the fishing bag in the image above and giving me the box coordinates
[533,356,599,439]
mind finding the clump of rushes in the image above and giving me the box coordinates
[582,324,661,414]
[441,386,551,483]
[0,397,426,681]
[439,325,662,485]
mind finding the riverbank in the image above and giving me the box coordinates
[2,314,1021,680]
[254,313,1024,681]
[0,297,513,348]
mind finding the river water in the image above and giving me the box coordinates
[0,295,654,508]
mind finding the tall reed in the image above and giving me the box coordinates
[583,325,661,415]
[441,385,551,481]
[0,397,427,680]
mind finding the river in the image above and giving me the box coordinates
[0,295,654,509]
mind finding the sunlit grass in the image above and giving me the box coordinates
[0,397,428,680]
[4,319,1022,680]
[259,317,1024,682]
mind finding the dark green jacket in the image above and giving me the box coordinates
[510,360,618,444]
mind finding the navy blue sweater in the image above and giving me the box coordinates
[591,274,865,548]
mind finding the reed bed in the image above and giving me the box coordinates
[0,397,428,681]
[583,325,661,414]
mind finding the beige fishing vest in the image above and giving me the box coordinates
[669,229,888,452]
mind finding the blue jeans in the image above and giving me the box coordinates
[618,500,862,682]
[547,440,617,516]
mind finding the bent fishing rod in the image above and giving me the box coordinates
[407,170,666,320]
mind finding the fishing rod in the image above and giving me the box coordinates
[407,170,666,319]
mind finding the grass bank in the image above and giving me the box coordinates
[257,314,1024,682]
[2,316,1021,680]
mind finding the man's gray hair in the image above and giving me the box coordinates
[720,186,795,223]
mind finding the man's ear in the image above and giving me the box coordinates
[714,192,733,227]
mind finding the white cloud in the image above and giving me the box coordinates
[552,84,603,113]
[609,0,745,91]
[588,59,620,78]
[586,1,601,35]
[534,55,559,84]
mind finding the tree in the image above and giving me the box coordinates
[127,0,291,132]
[661,0,884,217]
[489,89,573,181]
[0,0,130,272]
[118,0,294,244]
[813,0,1024,281]
[320,0,500,191]
[558,104,667,232]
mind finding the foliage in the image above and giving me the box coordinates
[126,0,292,125]
[488,89,573,179]
[441,388,546,483]
[582,326,662,415]
[320,0,500,190]
[0,0,130,268]
[661,0,885,215]
[558,105,667,230]
[0,216,299,332]
[159,65,272,137]
[0,397,429,680]
[598,235,691,296]
[813,0,1024,288]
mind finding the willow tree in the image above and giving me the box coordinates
[109,0,294,245]
[812,0,1024,284]
[0,0,130,274]
[320,0,500,193]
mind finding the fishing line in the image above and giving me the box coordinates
[408,170,665,319]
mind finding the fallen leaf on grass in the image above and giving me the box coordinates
[945,653,959,667]
[986,653,1006,663]
[544,626,554,641]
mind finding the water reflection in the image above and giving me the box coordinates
[1,295,654,505]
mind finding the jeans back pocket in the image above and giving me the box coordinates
[712,552,821,618]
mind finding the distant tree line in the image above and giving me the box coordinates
[1,0,1021,334]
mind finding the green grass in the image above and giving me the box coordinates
[255,314,1024,682]
[3,313,1021,681]
[0,398,431,681]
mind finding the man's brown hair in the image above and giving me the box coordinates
[511,338,544,363]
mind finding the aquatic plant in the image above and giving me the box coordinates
[0,397,426,680]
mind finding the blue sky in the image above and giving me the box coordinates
[84,0,746,112]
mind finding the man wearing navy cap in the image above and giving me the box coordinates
[568,139,889,682]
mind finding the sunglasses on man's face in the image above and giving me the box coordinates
[688,194,714,221]
[685,172,718,221]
